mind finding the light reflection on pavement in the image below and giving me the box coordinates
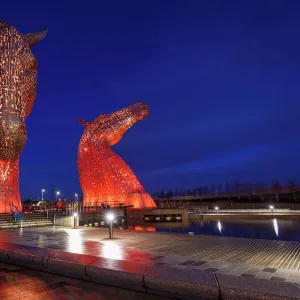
[0,261,169,300]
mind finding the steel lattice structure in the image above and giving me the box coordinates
[78,102,156,208]
[0,21,46,213]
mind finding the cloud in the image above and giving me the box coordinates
[150,145,272,176]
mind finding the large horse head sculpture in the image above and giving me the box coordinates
[0,21,46,212]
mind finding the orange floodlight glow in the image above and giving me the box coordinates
[77,102,156,208]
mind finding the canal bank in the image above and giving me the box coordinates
[0,227,300,299]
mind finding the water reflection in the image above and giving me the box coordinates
[100,240,123,260]
[129,225,156,232]
[217,221,222,233]
[273,219,278,237]
[145,217,300,242]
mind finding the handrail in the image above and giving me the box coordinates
[9,202,23,226]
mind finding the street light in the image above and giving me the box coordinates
[56,191,60,201]
[106,212,115,239]
[215,206,219,215]
[269,205,274,214]
[75,193,78,201]
[41,189,45,201]
[73,212,78,229]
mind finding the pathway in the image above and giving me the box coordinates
[0,227,300,283]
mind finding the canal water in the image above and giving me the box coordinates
[127,218,300,242]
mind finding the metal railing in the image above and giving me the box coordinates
[9,202,23,227]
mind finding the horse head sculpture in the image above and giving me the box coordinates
[77,102,156,208]
[0,21,46,212]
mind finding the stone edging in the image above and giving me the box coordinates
[0,248,300,299]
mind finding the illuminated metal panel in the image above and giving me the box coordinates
[78,102,156,208]
[0,21,46,213]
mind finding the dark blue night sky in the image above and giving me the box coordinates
[2,1,300,200]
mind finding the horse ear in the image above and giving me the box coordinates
[77,119,89,127]
[24,29,47,46]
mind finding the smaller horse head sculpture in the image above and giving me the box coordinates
[77,102,156,208]
[0,21,47,160]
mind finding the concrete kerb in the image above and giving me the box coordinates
[6,251,45,272]
[216,273,300,300]
[0,248,9,262]
[86,265,146,292]
[143,266,219,300]
[42,258,90,281]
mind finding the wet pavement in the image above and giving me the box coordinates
[0,261,168,300]
[0,226,300,284]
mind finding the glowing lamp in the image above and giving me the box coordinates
[106,213,115,221]
[106,212,115,239]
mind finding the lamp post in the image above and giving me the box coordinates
[215,206,219,215]
[55,191,60,210]
[106,212,115,239]
[73,212,78,229]
[75,193,78,201]
[269,205,274,215]
[41,189,45,201]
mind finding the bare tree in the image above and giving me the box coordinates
[234,181,241,200]
[211,184,216,193]
[225,183,231,200]
[243,182,251,201]
[175,188,179,196]
[256,182,265,202]
[217,184,223,193]
[193,188,197,196]
[272,180,281,203]
[225,183,231,193]
[198,187,203,198]
[289,179,297,202]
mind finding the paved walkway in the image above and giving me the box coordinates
[0,227,300,284]
[0,261,167,300]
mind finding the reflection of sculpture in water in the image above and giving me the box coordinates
[0,21,46,213]
[77,102,156,208]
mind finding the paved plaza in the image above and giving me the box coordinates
[0,226,300,284]
[0,261,168,300]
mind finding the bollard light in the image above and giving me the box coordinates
[269,205,274,214]
[106,212,115,239]
[215,206,219,214]
[73,212,78,229]
[106,213,114,221]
